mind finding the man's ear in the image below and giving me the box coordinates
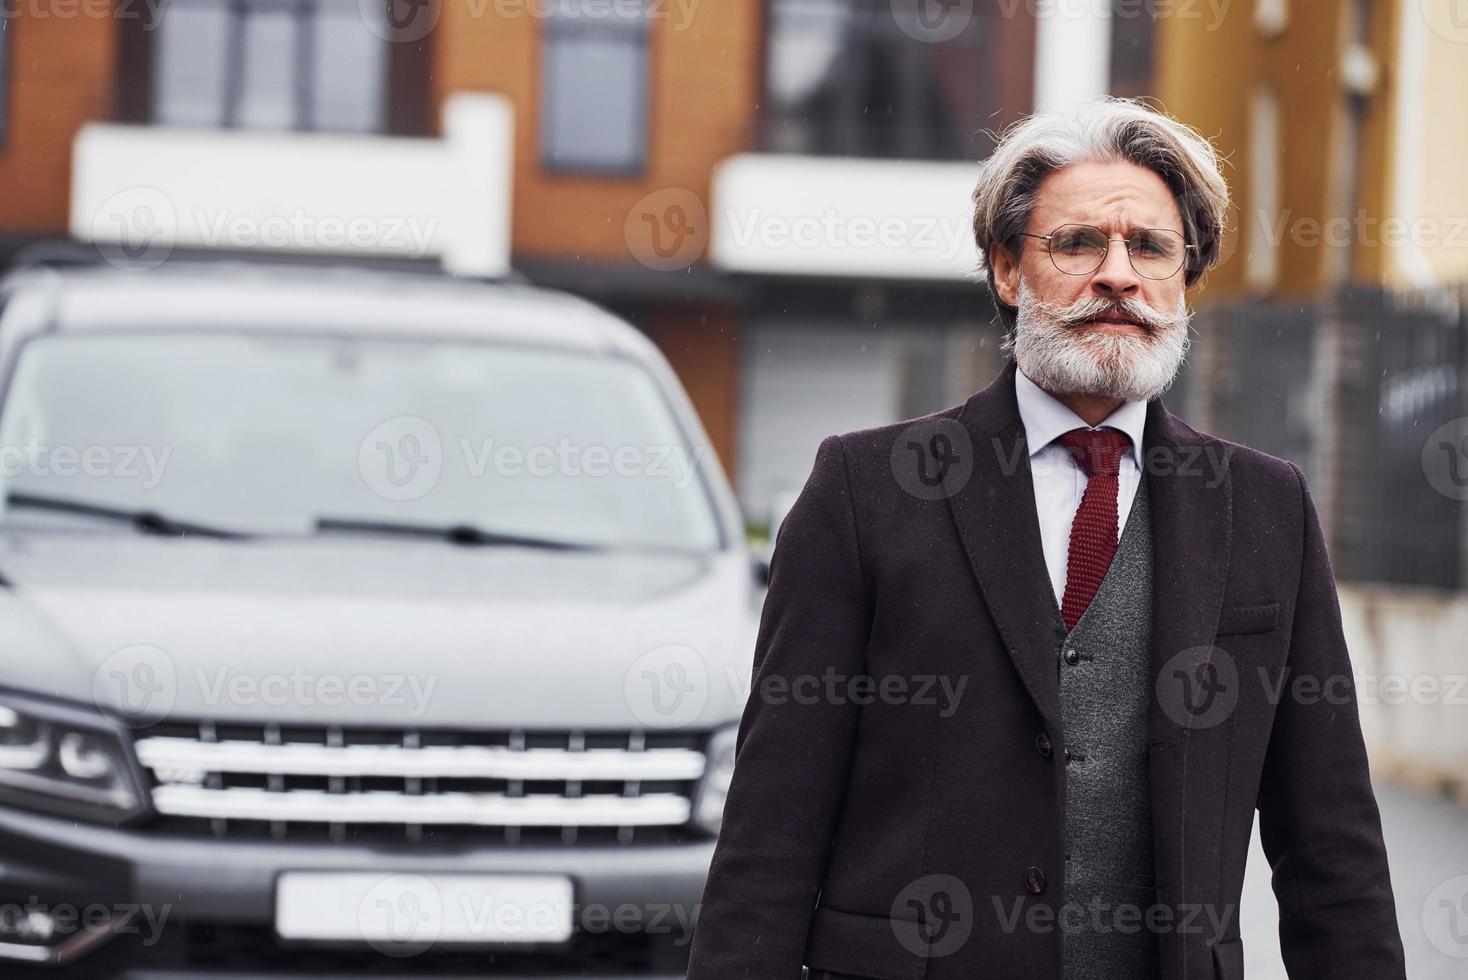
[987,242,1021,308]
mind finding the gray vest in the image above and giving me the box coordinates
[1050,477,1159,980]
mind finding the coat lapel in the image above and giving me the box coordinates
[944,361,1064,738]
[1144,395,1233,749]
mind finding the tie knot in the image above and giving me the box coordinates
[1056,427,1131,478]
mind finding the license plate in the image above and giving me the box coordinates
[275,872,575,948]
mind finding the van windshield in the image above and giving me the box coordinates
[0,332,722,551]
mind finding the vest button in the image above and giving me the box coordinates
[1025,866,1047,894]
[1063,647,1080,665]
[1034,733,1052,757]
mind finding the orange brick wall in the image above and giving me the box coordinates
[0,8,116,235]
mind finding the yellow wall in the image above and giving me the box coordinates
[1155,0,1416,301]
[1379,4,1468,289]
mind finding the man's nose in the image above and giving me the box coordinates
[1090,241,1141,298]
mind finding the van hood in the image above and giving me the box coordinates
[0,530,758,730]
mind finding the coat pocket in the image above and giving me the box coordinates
[1216,601,1280,636]
[803,905,929,980]
[1211,936,1244,980]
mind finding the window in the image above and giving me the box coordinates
[152,0,387,133]
[540,0,651,175]
[762,0,998,160]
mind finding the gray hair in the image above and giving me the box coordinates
[970,97,1230,333]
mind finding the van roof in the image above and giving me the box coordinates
[3,260,657,359]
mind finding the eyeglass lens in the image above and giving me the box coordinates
[1047,224,1186,279]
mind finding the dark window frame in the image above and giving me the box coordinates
[756,0,1035,162]
[538,1,652,178]
[114,0,433,137]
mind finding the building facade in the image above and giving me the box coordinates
[1,0,1161,527]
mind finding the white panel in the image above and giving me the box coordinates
[70,93,514,278]
[709,154,980,280]
[1033,0,1113,114]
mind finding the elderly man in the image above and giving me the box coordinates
[685,99,1406,980]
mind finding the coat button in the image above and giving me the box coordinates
[1025,866,1047,894]
[1063,647,1080,665]
[1034,733,1052,757]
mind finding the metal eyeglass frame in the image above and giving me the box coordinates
[1018,224,1197,280]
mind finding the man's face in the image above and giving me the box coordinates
[989,159,1195,402]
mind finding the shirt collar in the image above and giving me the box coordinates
[1014,364,1147,469]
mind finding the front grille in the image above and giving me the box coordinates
[134,721,708,843]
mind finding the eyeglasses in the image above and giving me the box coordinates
[1019,224,1195,280]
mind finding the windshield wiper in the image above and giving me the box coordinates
[5,491,251,539]
[314,517,600,551]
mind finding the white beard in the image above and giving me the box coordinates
[1007,280,1193,403]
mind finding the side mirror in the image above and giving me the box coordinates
[752,489,799,589]
[751,550,771,588]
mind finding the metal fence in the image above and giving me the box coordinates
[1190,284,1468,591]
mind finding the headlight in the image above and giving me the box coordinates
[691,724,737,836]
[0,691,148,823]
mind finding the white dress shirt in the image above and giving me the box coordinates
[1014,366,1149,608]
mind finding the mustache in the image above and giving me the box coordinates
[1024,293,1188,335]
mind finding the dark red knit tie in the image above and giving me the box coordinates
[1057,427,1132,631]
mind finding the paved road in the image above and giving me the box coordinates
[1240,781,1468,978]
